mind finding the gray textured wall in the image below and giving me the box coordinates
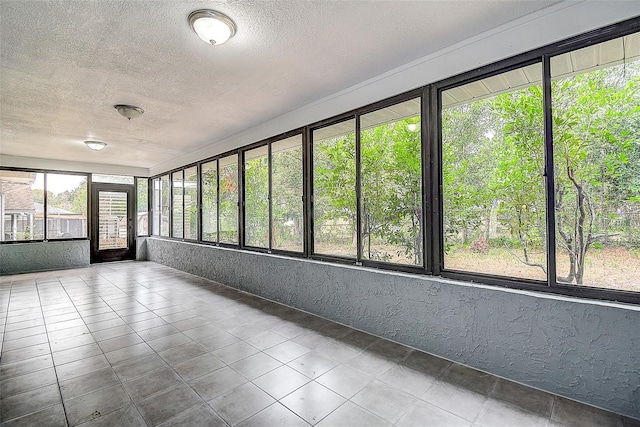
[146,238,640,419]
[0,240,90,275]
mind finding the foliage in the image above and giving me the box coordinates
[201,164,218,241]
[272,144,304,250]
[442,61,640,284]
[313,117,422,265]
[313,133,357,255]
[137,180,148,212]
[219,160,238,243]
[550,64,640,283]
[244,153,269,247]
[42,180,87,214]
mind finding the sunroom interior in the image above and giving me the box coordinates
[1,1,639,426]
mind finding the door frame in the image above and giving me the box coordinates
[90,183,136,263]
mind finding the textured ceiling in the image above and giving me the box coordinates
[0,0,560,170]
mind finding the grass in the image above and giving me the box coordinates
[310,239,639,293]
[446,246,640,293]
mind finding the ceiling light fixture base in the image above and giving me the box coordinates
[188,9,237,46]
[85,140,107,151]
[114,104,144,120]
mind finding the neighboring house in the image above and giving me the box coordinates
[0,173,39,241]
[34,202,86,239]
[0,171,86,240]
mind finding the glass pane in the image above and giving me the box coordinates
[272,135,303,252]
[152,178,160,235]
[92,174,134,185]
[160,175,170,237]
[552,33,640,292]
[244,146,269,248]
[98,191,128,250]
[137,178,148,236]
[202,161,218,242]
[184,167,198,240]
[361,98,422,265]
[0,170,44,241]
[313,119,356,257]
[172,170,183,238]
[46,173,87,239]
[442,63,547,280]
[219,154,238,244]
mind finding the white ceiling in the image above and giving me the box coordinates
[0,0,563,171]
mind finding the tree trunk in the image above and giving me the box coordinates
[555,183,577,283]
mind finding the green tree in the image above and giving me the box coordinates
[551,65,640,283]
[442,100,498,249]
[490,86,546,272]
[272,144,304,250]
[244,154,269,247]
[314,117,422,265]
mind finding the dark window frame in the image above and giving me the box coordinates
[200,158,219,244]
[135,177,150,237]
[145,16,640,305]
[0,167,90,244]
[182,165,199,242]
[431,17,640,304]
[241,141,270,252]
[309,115,358,264]
[357,92,425,273]
[170,169,184,239]
[216,152,241,248]
[240,129,307,256]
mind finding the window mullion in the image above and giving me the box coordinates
[268,143,273,252]
[542,54,557,288]
[216,159,220,244]
[423,86,435,274]
[304,127,313,257]
[43,173,48,240]
[355,115,363,264]
[238,153,244,248]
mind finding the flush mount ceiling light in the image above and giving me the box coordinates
[85,141,107,151]
[188,9,236,46]
[114,104,144,120]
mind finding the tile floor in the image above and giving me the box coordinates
[0,261,637,427]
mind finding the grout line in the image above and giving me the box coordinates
[34,277,71,427]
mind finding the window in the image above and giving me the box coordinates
[201,160,218,242]
[160,174,170,237]
[142,22,639,303]
[0,171,88,241]
[46,173,88,239]
[551,34,640,292]
[184,167,198,240]
[312,119,357,258]
[0,170,44,241]
[361,99,423,266]
[441,63,547,280]
[219,154,239,244]
[272,135,304,252]
[152,178,160,235]
[172,170,184,238]
[244,146,269,248]
[137,178,148,236]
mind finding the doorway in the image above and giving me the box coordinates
[91,183,135,262]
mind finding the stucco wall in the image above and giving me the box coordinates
[0,240,90,275]
[146,237,640,419]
